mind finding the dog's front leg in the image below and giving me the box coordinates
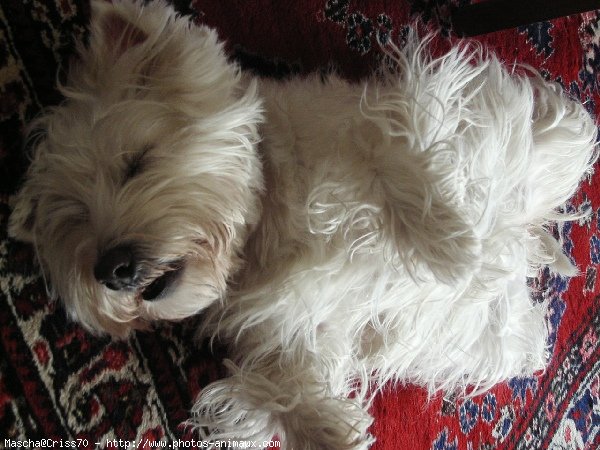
[189,359,374,450]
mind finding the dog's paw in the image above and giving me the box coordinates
[189,362,374,450]
[280,396,374,450]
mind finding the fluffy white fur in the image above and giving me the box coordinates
[9,1,598,448]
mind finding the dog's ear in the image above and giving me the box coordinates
[90,0,149,58]
[9,183,38,244]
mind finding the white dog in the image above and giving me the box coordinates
[9,1,598,448]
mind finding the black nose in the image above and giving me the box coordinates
[94,245,138,291]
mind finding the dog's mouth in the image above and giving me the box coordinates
[140,266,184,302]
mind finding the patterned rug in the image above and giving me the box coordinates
[1,1,599,449]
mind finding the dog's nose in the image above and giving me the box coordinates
[94,245,137,290]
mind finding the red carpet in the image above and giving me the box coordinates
[1,1,599,448]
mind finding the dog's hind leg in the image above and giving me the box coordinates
[306,118,483,284]
[349,48,492,284]
[372,145,482,284]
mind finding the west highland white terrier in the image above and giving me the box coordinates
[9,1,598,448]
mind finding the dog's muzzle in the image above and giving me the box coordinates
[94,245,183,301]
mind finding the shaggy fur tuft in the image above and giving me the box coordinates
[9,1,598,448]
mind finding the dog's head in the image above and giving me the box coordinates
[9,0,264,337]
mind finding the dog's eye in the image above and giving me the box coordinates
[124,146,151,181]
